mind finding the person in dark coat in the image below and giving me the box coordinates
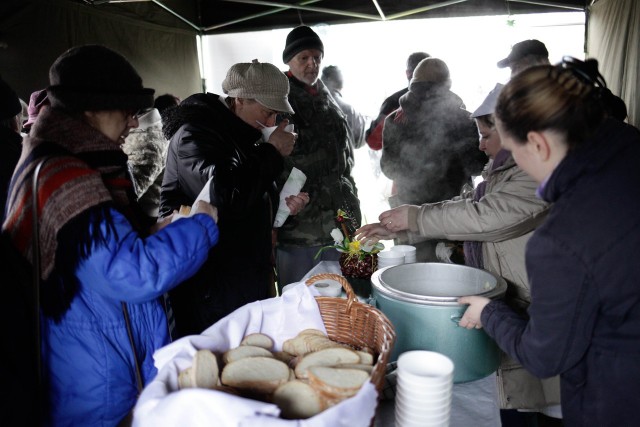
[276,26,361,288]
[364,51,429,151]
[380,57,486,206]
[160,60,308,337]
[380,57,486,261]
[459,58,640,427]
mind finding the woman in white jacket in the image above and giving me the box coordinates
[356,83,560,424]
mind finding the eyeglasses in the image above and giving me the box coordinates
[125,108,153,120]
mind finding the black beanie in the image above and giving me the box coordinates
[47,45,155,112]
[282,26,324,64]
[0,75,21,121]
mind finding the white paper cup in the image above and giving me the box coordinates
[396,408,451,424]
[391,245,417,263]
[397,372,453,390]
[260,125,278,141]
[395,409,450,427]
[377,250,405,268]
[312,281,343,297]
[396,396,451,414]
[396,407,451,424]
[395,392,451,412]
[395,387,452,405]
[397,350,455,384]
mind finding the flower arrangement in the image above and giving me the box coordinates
[314,209,384,297]
[315,209,384,261]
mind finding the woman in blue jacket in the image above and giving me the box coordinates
[459,58,640,426]
[2,45,219,425]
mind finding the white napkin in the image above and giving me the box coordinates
[171,177,213,222]
[133,282,378,427]
[273,167,306,227]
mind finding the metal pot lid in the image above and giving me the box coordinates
[371,263,507,306]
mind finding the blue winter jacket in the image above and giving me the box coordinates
[43,209,218,426]
[481,119,640,426]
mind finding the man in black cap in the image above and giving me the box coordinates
[277,25,362,288]
[497,39,550,77]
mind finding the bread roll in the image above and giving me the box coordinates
[283,331,348,356]
[273,350,296,367]
[307,366,369,399]
[221,357,289,394]
[273,380,325,419]
[356,350,374,365]
[240,333,274,350]
[222,345,274,365]
[335,363,373,374]
[294,347,360,379]
[178,367,194,389]
[190,349,219,389]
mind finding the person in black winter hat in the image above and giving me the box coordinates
[276,26,362,288]
[282,25,324,64]
[2,45,220,425]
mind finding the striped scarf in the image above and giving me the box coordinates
[2,107,140,318]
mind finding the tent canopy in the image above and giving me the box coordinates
[71,0,588,34]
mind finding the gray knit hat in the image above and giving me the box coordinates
[47,45,154,112]
[222,59,294,114]
[282,25,324,64]
[410,58,451,85]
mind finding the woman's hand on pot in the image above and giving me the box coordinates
[355,223,396,242]
[286,192,309,216]
[457,296,491,329]
[378,205,411,232]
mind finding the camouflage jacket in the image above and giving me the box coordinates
[277,74,361,247]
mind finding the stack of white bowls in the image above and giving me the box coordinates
[395,350,454,427]
[391,245,417,263]
[377,250,405,268]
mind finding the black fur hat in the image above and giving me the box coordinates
[47,45,154,112]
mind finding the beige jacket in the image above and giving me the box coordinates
[406,155,560,410]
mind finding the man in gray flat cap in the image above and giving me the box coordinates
[160,60,308,337]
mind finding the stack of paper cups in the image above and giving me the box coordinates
[391,245,417,263]
[377,250,405,268]
[395,351,454,427]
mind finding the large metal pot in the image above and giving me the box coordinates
[370,263,507,383]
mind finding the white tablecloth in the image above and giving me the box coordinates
[300,261,502,427]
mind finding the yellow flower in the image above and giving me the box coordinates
[348,240,360,253]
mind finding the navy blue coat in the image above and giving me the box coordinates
[481,119,640,426]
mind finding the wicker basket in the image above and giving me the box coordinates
[305,273,396,395]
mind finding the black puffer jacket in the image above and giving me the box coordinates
[160,93,283,336]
